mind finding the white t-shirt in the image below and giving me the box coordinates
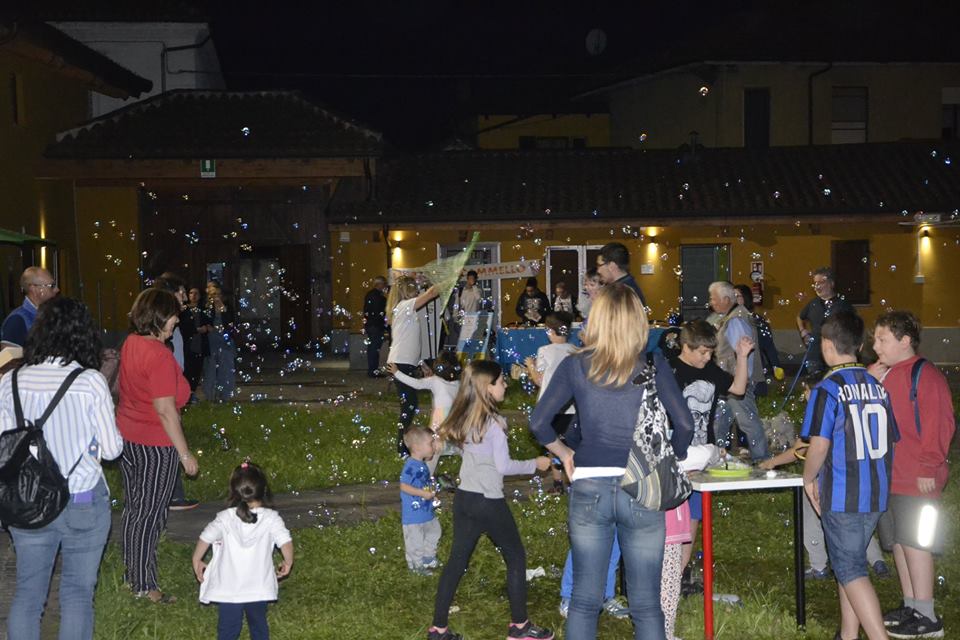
[391,369,460,430]
[198,507,292,604]
[459,286,482,314]
[536,342,577,414]
[388,298,423,365]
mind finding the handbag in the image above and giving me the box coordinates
[620,353,692,511]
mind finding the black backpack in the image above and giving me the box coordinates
[0,367,85,529]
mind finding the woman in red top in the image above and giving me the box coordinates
[117,288,199,603]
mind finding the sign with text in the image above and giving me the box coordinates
[391,259,540,283]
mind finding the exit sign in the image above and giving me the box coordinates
[200,159,216,178]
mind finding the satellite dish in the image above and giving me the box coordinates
[585,28,607,56]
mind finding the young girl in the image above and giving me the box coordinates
[428,361,554,640]
[386,350,462,475]
[192,463,294,640]
[386,276,440,456]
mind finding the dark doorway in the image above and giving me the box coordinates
[680,244,730,321]
[744,88,771,149]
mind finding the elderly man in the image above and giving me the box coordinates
[1,267,58,348]
[596,242,647,307]
[796,267,855,375]
[708,280,769,461]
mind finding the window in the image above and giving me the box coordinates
[743,88,771,149]
[831,240,870,304]
[831,87,868,144]
[545,245,603,309]
[9,73,23,125]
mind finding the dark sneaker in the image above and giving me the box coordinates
[427,628,462,640]
[871,560,891,578]
[804,566,832,580]
[168,498,199,511]
[507,621,554,640]
[888,610,944,638]
[884,605,916,628]
[436,473,458,493]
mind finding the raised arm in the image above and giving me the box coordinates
[413,285,439,311]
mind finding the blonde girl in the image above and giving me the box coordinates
[427,361,554,640]
[385,276,439,456]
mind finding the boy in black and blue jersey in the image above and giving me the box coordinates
[801,312,898,640]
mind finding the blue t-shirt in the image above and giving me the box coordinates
[801,365,898,513]
[400,458,435,525]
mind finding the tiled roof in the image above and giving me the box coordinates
[46,90,383,159]
[333,142,960,224]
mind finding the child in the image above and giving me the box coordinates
[387,350,462,476]
[669,320,754,593]
[401,426,442,575]
[577,268,601,321]
[428,361,553,640]
[801,312,896,640]
[760,378,890,582]
[192,462,293,640]
[551,281,577,316]
[524,312,576,493]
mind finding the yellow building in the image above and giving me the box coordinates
[0,21,150,314]
[331,143,960,361]
[476,113,610,150]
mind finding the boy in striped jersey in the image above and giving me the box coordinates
[801,312,898,640]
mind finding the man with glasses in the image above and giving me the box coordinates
[796,267,855,375]
[595,242,647,307]
[1,267,58,349]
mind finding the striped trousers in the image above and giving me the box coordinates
[119,441,179,592]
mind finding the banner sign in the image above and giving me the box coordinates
[391,259,540,282]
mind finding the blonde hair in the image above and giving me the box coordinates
[579,283,649,387]
[386,276,419,323]
[438,360,503,448]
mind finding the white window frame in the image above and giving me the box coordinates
[437,241,502,327]
[545,244,603,299]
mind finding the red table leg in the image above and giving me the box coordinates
[702,490,714,640]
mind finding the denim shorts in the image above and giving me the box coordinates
[688,490,702,521]
[821,510,882,585]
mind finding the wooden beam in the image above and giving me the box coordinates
[36,157,369,180]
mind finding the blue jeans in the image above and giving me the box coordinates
[217,601,269,640]
[560,531,621,600]
[715,385,770,461]
[203,332,236,402]
[566,476,666,640]
[7,479,111,640]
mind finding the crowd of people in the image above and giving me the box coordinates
[0,249,955,640]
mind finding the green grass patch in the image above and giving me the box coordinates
[87,383,959,638]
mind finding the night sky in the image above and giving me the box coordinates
[27,0,960,149]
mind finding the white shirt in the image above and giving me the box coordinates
[198,507,293,604]
[388,298,423,365]
[536,342,577,414]
[0,360,123,493]
[459,286,482,314]
[391,370,460,430]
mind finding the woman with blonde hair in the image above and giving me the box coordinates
[529,283,695,640]
[385,276,439,456]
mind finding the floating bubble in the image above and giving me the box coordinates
[822,188,832,196]
[889,265,897,272]
[639,132,648,142]
[241,126,250,136]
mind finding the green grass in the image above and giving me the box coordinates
[86,381,959,639]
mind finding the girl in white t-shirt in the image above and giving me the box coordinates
[387,350,462,475]
[386,277,439,456]
[192,462,293,640]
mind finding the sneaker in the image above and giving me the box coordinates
[436,473,458,493]
[680,574,704,597]
[410,565,434,577]
[422,556,439,569]
[602,597,630,619]
[804,566,832,580]
[507,621,554,640]
[168,498,199,511]
[884,605,915,628]
[871,560,891,578]
[888,610,944,638]
[558,598,569,618]
[547,480,565,495]
[427,628,462,640]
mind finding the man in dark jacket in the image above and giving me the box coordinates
[363,276,388,376]
[596,242,647,307]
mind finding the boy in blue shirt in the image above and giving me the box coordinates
[802,312,898,640]
[400,427,441,575]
